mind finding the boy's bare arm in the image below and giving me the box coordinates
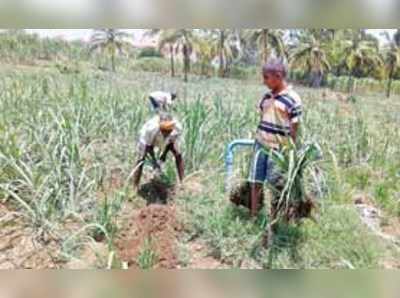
[290,122,299,143]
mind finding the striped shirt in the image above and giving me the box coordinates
[255,86,302,149]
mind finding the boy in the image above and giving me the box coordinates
[249,59,303,220]
[133,113,184,189]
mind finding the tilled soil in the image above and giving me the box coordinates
[0,203,62,269]
[116,204,182,269]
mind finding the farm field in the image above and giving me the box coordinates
[1,59,400,269]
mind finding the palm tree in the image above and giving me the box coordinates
[147,29,177,78]
[341,35,383,93]
[89,29,130,72]
[382,29,400,98]
[216,29,238,77]
[148,29,196,82]
[289,34,331,87]
[218,29,227,77]
[201,29,242,78]
[245,29,286,64]
[192,36,217,77]
[395,29,400,47]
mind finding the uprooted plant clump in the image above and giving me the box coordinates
[138,178,174,205]
[229,181,259,210]
[229,181,316,223]
[268,142,323,223]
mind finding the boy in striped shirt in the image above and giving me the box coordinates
[249,59,303,219]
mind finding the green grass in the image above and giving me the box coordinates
[0,54,399,268]
[176,174,386,269]
[137,238,159,269]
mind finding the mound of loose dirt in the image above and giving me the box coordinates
[138,178,174,205]
[116,204,182,269]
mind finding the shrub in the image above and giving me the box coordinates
[229,65,256,80]
[131,57,170,73]
[137,47,162,59]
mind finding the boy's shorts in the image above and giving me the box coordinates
[248,142,283,185]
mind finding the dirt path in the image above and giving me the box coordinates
[183,240,227,269]
[354,195,400,244]
[0,203,63,269]
[0,202,109,269]
[353,195,400,268]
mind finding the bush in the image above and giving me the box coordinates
[288,70,308,84]
[229,65,256,80]
[131,57,170,73]
[137,47,162,59]
[55,62,81,74]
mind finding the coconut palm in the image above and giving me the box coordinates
[341,35,384,93]
[210,29,244,77]
[395,29,400,47]
[148,29,196,82]
[218,29,228,77]
[306,29,337,42]
[385,45,400,98]
[215,29,238,77]
[192,36,217,77]
[147,29,177,78]
[245,29,286,64]
[289,34,331,87]
[382,29,400,98]
[89,29,130,72]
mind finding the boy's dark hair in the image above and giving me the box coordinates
[262,58,288,79]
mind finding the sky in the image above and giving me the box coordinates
[25,29,395,43]
[25,29,144,41]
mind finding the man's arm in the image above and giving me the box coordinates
[159,144,171,162]
[159,142,184,182]
[133,145,157,188]
[146,145,160,169]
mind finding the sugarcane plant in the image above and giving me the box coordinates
[264,141,323,223]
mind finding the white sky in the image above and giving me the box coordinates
[25,29,144,41]
[25,29,396,43]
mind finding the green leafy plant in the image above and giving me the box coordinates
[92,196,121,244]
[264,142,323,222]
[137,238,159,269]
